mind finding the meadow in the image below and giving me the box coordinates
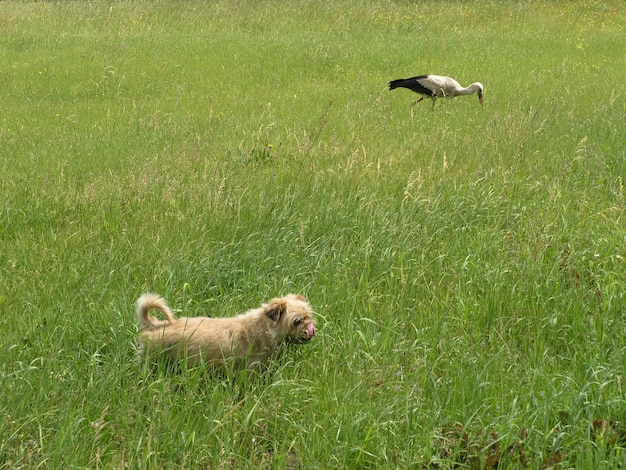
[1,1,625,468]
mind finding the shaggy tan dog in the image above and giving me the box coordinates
[136,293,316,369]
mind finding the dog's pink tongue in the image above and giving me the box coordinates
[306,324,316,338]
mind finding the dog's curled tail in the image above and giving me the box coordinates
[136,293,176,328]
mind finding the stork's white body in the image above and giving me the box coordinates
[389,74,484,109]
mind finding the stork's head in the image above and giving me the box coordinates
[475,83,484,106]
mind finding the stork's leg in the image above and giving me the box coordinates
[431,97,437,110]
[410,96,425,108]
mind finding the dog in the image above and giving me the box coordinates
[136,293,316,369]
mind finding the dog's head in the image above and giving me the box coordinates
[264,294,317,343]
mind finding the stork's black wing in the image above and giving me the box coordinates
[388,75,433,95]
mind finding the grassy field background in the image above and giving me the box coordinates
[1,1,625,468]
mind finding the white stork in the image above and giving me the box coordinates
[389,75,484,109]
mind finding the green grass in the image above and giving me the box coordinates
[1,0,625,468]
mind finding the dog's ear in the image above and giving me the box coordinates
[265,299,287,322]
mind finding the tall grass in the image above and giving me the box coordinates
[1,1,625,467]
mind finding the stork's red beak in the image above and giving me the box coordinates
[478,92,484,106]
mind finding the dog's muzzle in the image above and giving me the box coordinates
[302,323,316,341]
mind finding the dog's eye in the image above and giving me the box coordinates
[293,318,302,326]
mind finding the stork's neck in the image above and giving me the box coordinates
[458,83,482,96]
